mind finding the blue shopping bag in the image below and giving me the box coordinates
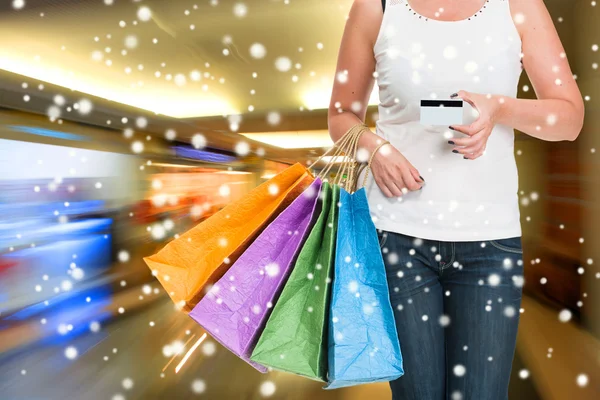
[325,186,404,389]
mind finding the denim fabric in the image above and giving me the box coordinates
[377,229,524,400]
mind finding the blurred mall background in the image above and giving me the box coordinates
[0,0,598,399]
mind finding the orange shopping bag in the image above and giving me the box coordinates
[144,162,314,312]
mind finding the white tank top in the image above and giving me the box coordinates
[363,0,524,242]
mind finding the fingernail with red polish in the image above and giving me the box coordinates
[450,93,458,98]
[449,126,455,130]
[448,141,455,145]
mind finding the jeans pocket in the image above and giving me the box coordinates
[488,237,523,254]
[377,229,389,250]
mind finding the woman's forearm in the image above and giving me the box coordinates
[495,95,584,142]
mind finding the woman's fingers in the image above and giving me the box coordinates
[401,169,422,191]
[392,166,421,193]
[449,122,486,136]
[371,146,424,197]
[447,136,472,147]
[453,141,484,154]
[383,167,405,197]
[451,128,490,155]
[409,168,425,185]
[375,171,410,198]
[374,175,394,198]
[385,164,405,196]
[455,90,477,109]
[373,170,402,197]
[449,124,475,136]
[463,146,486,160]
[388,181,405,197]
[386,165,422,196]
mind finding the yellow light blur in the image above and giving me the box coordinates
[216,171,252,175]
[0,51,238,118]
[175,333,207,374]
[316,155,346,164]
[301,85,380,110]
[240,130,333,149]
[240,125,376,150]
[302,88,332,111]
[148,163,199,169]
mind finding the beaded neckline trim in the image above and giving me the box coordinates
[390,0,491,22]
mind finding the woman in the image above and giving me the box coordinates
[327,0,584,399]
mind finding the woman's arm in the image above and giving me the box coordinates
[496,0,585,141]
[327,0,382,154]
[327,0,425,196]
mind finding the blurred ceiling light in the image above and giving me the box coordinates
[302,86,380,110]
[302,89,332,111]
[240,126,376,150]
[9,125,88,141]
[216,170,252,175]
[260,172,276,179]
[314,155,347,164]
[240,130,333,149]
[148,163,198,168]
[174,146,237,163]
[0,55,237,118]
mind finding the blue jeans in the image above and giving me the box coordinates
[377,229,524,400]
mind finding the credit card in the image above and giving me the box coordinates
[420,99,464,125]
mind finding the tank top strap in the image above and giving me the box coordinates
[485,0,512,18]
[467,0,516,26]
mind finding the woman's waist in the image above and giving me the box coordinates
[367,188,520,211]
[377,127,516,162]
[360,151,519,202]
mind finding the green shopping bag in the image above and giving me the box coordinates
[250,182,339,381]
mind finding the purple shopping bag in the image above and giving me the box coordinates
[189,177,323,372]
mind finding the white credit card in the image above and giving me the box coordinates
[420,99,464,125]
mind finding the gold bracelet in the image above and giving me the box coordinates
[362,140,391,188]
[369,140,390,165]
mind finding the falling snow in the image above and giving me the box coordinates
[64,346,78,360]
[259,380,276,397]
[453,364,466,377]
[137,6,152,21]
[191,379,206,394]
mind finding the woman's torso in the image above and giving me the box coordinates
[364,0,524,242]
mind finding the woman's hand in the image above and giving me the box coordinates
[369,143,425,198]
[447,90,504,160]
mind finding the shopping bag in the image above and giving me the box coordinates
[189,177,324,372]
[143,162,314,312]
[324,185,404,389]
[250,182,340,381]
